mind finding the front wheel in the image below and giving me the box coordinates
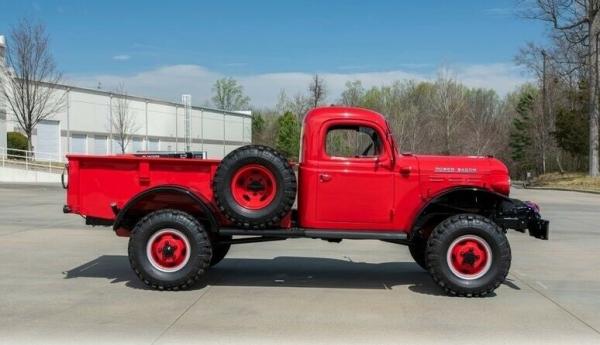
[210,236,232,267]
[426,214,511,297]
[128,209,212,290]
[409,236,427,270]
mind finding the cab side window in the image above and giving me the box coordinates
[325,125,382,158]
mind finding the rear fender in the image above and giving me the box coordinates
[113,185,218,235]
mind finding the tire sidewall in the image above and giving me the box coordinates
[130,211,210,287]
[427,215,511,295]
[436,226,503,289]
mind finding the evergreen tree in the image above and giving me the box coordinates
[553,108,588,159]
[275,111,300,160]
[552,84,588,160]
[509,91,535,173]
[252,113,265,144]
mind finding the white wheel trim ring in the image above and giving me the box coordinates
[446,234,493,280]
[146,229,191,273]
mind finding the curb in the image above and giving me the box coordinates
[517,186,600,195]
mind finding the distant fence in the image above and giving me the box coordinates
[0,147,65,174]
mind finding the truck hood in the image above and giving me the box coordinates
[414,154,510,196]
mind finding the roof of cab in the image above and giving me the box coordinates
[303,106,389,129]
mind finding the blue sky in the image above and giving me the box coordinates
[0,0,546,106]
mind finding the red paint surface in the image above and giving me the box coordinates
[66,106,511,233]
[230,164,277,210]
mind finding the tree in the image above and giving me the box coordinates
[0,19,65,151]
[464,88,502,155]
[339,80,365,106]
[211,77,250,111]
[275,89,311,120]
[432,73,466,155]
[554,107,589,158]
[111,84,138,154]
[7,132,28,158]
[275,111,300,159]
[510,90,536,175]
[522,0,600,176]
[251,113,265,143]
[308,74,327,108]
[553,82,589,160]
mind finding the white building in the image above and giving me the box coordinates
[0,35,252,161]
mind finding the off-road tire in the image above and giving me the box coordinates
[426,214,511,297]
[210,236,231,267]
[409,236,428,270]
[128,209,212,290]
[212,145,297,229]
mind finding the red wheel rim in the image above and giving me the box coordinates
[230,164,277,210]
[146,229,191,272]
[446,235,492,280]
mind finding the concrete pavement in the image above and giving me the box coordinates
[0,184,599,344]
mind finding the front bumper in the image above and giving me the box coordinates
[495,199,549,240]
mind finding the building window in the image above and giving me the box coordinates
[93,135,108,154]
[148,138,159,151]
[132,137,143,153]
[70,134,87,154]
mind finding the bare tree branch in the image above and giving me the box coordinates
[0,18,65,151]
[111,84,139,154]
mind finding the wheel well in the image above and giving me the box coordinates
[113,186,218,234]
[410,188,509,241]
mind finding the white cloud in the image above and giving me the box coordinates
[112,55,131,61]
[66,63,531,107]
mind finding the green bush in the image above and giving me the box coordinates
[7,132,28,158]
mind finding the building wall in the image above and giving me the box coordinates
[5,83,252,160]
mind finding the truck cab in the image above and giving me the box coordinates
[298,107,417,230]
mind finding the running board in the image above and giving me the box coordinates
[218,228,409,241]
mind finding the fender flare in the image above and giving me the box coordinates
[409,186,513,238]
[112,185,218,231]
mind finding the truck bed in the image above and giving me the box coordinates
[65,154,221,220]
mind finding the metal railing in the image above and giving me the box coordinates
[0,147,65,173]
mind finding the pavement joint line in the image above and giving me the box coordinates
[150,286,213,345]
[0,220,80,237]
[78,262,99,272]
[510,272,600,336]
[536,281,549,290]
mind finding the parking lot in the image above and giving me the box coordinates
[1,183,599,345]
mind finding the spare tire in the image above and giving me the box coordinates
[212,145,297,229]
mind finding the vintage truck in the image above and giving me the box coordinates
[63,106,548,296]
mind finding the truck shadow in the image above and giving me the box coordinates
[63,255,519,296]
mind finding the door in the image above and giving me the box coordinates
[35,120,60,161]
[316,125,394,226]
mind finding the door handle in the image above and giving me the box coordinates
[400,166,412,175]
[319,173,332,182]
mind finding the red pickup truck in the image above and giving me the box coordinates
[64,106,548,296]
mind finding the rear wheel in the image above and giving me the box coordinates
[128,209,212,290]
[212,145,297,229]
[426,214,511,297]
